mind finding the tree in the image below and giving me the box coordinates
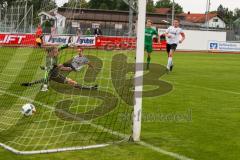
[0,0,14,7]
[88,0,129,11]
[217,4,224,18]
[146,0,154,12]
[62,0,88,8]
[155,0,183,14]
[234,8,240,20]
[216,4,235,25]
[99,3,108,10]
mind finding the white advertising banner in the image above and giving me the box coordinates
[44,35,96,46]
[208,41,240,52]
[44,35,71,45]
[73,36,96,46]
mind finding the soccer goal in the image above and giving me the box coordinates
[0,0,146,154]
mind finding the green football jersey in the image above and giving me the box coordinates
[46,44,68,71]
[145,27,158,45]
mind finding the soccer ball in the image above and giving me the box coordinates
[21,103,36,116]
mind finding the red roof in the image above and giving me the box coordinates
[154,8,171,14]
[180,13,218,23]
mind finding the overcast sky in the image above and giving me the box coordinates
[56,0,239,13]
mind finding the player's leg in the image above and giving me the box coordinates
[167,49,174,71]
[167,44,177,72]
[66,78,98,90]
[146,45,153,70]
[147,52,151,70]
[52,74,98,90]
[166,44,171,71]
[21,78,45,86]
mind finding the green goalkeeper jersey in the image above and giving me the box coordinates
[145,27,158,45]
[46,44,69,71]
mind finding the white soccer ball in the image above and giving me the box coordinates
[21,103,36,116]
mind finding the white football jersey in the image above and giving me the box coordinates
[71,56,89,71]
[166,26,183,44]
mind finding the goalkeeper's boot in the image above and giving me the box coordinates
[41,84,48,92]
[21,83,32,87]
[40,66,47,70]
[91,85,98,90]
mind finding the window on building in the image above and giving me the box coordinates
[115,24,123,29]
[72,21,80,28]
[92,23,100,29]
[213,19,218,22]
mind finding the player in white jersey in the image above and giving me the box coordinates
[165,19,185,72]
[61,48,94,72]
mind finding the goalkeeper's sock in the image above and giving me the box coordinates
[74,84,98,90]
[147,57,151,70]
[31,79,45,85]
[21,79,45,87]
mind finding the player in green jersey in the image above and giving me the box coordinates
[145,19,158,70]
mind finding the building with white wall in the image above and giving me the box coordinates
[181,13,226,29]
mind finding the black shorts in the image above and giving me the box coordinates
[167,44,178,53]
[49,67,67,84]
[50,74,67,84]
[63,63,76,71]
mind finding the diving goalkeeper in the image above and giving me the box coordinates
[21,44,98,91]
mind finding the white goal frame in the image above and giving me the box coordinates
[132,0,146,141]
[0,0,147,154]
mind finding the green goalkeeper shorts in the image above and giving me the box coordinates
[145,44,153,53]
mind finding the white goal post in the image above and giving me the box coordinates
[132,0,147,141]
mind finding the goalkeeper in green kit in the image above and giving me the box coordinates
[145,19,158,70]
[21,41,98,91]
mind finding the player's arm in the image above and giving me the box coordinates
[165,27,172,38]
[57,64,72,71]
[57,37,75,51]
[179,31,185,44]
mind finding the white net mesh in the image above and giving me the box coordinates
[0,0,138,154]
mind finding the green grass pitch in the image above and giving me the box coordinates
[0,47,240,160]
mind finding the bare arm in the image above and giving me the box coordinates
[179,32,185,43]
[165,32,172,38]
[58,64,72,71]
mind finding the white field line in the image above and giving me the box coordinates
[138,141,194,160]
[0,89,194,160]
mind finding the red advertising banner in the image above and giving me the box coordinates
[0,34,36,46]
[96,36,166,50]
[0,34,167,50]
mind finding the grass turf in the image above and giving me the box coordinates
[0,47,240,160]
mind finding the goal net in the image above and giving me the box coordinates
[0,0,146,154]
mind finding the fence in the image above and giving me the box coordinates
[0,2,33,33]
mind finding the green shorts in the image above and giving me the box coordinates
[145,44,153,53]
